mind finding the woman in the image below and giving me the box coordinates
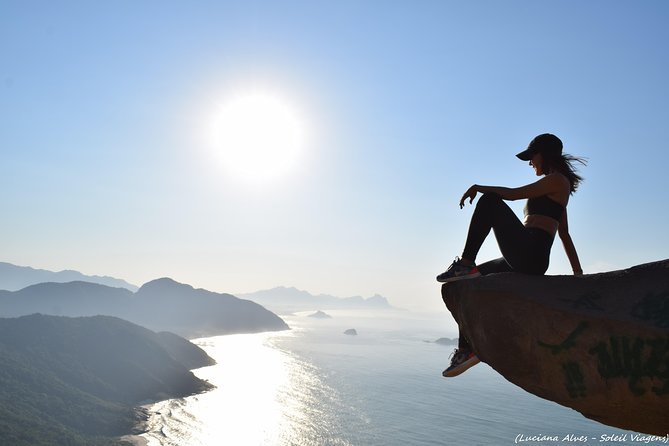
[437,133,585,378]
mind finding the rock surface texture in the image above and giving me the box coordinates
[442,259,669,436]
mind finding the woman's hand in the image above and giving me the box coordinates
[460,185,478,209]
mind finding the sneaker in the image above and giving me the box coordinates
[436,257,481,283]
[442,348,480,377]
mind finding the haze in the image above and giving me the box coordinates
[2,1,668,311]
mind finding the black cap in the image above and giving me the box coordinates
[516,133,563,161]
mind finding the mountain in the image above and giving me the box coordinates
[0,281,134,318]
[239,286,393,313]
[0,261,138,291]
[132,278,290,337]
[308,310,332,319]
[0,278,289,338]
[0,314,214,446]
[442,259,669,436]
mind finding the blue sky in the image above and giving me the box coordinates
[2,1,668,310]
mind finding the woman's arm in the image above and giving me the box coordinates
[459,174,567,208]
[558,209,583,275]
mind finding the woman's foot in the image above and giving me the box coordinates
[436,257,481,283]
[442,348,480,377]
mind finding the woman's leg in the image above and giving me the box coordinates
[452,257,510,350]
[461,193,527,264]
[460,193,550,274]
[452,194,529,353]
[443,195,551,376]
[438,196,518,282]
[477,257,513,276]
[441,284,468,347]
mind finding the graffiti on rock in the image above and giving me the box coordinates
[538,322,669,398]
[562,361,587,398]
[538,321,589,355]
[560,291,604,311]
[630,291,669,328]
[589,336,669,396]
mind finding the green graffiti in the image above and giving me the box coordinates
[630,291,669,328]
[560,292,604,311]
[538,322,589,355]
[562,361,587,398]
[589,336,669,396]
[647,338,669,396]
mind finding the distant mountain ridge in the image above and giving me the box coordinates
[239,286,393,313]
[0,261,391,330]
[0,261,138,291]
[0,278,288,338]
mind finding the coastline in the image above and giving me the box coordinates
[119,435,148,446]
[119,406,151,446]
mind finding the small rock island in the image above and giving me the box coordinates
[344,328,357,336]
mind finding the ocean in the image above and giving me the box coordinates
[139,310,654,446]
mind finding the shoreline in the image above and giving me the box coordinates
[119,435,148,446]
[120,406,151,446]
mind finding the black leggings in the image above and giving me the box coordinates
[462,193,553,275]
[453,193,554,350]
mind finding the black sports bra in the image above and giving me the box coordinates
[524,195,565,220]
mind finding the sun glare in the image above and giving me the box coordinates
[211,92,305,183]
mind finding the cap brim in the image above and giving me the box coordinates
[516,148,534,161]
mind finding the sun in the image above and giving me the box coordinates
[211,92,305,182]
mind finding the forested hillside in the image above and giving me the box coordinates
[0,314,214,446]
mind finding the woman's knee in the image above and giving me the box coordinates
[478,192,503,206]
[476,192,503,212]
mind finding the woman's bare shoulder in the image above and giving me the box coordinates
[546,172,570,189]
[546,173,571,204]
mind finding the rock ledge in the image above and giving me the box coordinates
[442,259,669,435]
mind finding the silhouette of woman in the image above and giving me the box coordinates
[438,133,586,377]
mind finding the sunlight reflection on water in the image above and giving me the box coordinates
[141,330,352,446]
[138,312,636,446]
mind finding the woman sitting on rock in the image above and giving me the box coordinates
[437,133,586,377]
